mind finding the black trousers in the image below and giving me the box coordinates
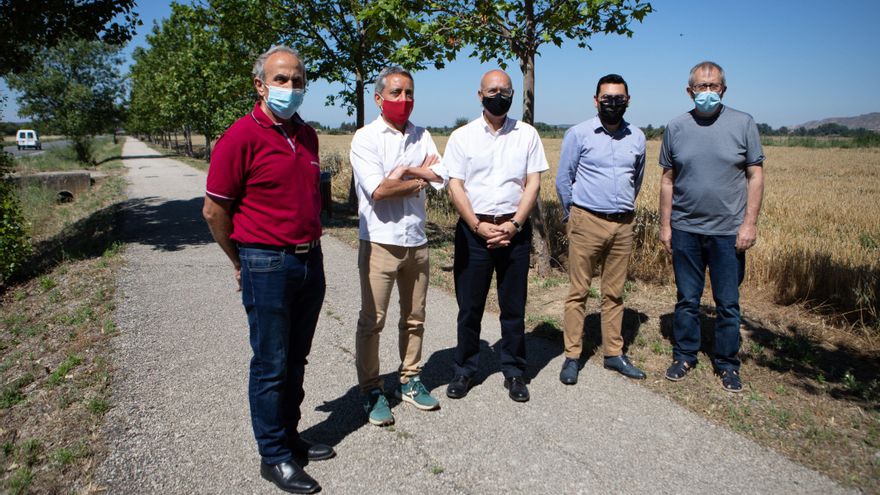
[452,218,531,378]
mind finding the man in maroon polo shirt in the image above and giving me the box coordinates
[203,45,332,495]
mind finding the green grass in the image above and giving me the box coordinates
[0,373,35,409]
[46,354,83,387]
[7,467,32,495]
[87,398,110,415]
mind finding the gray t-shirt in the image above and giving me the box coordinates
[659,105,764,235]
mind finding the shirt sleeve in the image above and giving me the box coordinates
[205,130,246,201]
[744,116,765,166]
[423,130,448,190]
[633,133,647,199]
[526,127,550,174]
[555,127,580,217]
[659,123,674,169]
[444,130,467,180]
[349,129,385,199]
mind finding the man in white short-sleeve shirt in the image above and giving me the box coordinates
[443,69,549,403]
[350,66,448,427]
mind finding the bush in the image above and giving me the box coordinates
[0,153,32,283]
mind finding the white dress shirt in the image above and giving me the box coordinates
[444,114,549,215]
[350,116,448,247]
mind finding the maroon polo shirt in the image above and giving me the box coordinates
[206,102,322,246]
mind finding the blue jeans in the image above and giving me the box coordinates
[239,246,325,465]
[453,219,531,379]
[671,229,744,372]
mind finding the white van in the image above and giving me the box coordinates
[16,129,41,150]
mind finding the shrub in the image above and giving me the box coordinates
[0,153,32,283]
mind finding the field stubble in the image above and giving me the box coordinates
[319,134,880,331]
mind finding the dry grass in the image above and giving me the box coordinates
[231,132,880,491]
[320,134,880,329]
[1,139,127,494]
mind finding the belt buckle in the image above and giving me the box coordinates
[294,244,309,254]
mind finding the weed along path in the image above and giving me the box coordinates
[94,138,851,494]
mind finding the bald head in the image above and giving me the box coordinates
[480,70,512,92]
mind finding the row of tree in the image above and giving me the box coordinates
[127,0,653,274]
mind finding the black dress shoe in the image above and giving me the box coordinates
[446,375,472,399]
[260,460,321,494]
[503,376,529,402]
[290,437,336,461]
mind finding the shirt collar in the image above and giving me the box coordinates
[590,115,631,137]
[480,113,514,135]
[250,101,304,129]
[375,115,414,135]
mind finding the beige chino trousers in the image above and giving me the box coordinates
[563,207,634,359]
[355,240,429,392]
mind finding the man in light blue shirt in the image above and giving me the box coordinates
[555,74,646,385]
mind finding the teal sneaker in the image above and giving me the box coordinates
[363,389,394,426]
[396,375,440,411]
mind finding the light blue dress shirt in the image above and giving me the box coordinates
[555,116,646,220]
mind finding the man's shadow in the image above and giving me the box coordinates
[570,308,649,369]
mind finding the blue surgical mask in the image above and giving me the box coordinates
[264,84,304,119]
[693,91,722,114]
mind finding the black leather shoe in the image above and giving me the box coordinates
[260,461,321,494]
[446,375,472,399]
[503,376,529,402]
[290,437,336,461]
[603,355,647,380]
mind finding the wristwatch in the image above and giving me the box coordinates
[509,218,522,232]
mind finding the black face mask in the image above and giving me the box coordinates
[482,93,513,117]
[599,102,627,126]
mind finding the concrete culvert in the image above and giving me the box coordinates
[56,190,74,203]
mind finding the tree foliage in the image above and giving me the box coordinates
[408,0,652,124]
[7,39,124,162]
[0,0,139,76]
[126,4,255,160]
[0,151,31,284]
[209,0,447,128]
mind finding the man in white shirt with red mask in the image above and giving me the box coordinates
[350,66,448,427]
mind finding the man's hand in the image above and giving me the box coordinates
[402,154,441,181]
[234,264,242,292]
[736,223,757,252]
[477,222,512,248]
[659,224,673,254]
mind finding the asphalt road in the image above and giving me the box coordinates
[3,139,70,158]
[94,138,853,494]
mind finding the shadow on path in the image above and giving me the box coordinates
[659,308,880,408]
[120,196,213,251]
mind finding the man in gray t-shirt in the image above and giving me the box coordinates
[658,61,765,393]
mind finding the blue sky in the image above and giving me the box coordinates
[2,0,879,128]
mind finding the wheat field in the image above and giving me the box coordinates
[318,133,880,326]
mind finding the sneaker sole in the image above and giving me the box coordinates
[722,383,744,393]
[368,415,394,426]
[665,373,687,382]
[395,390,440,411]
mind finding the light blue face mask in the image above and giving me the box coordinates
[264,84,304,119]
[693,91,722,114]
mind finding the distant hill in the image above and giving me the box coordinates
[795,112,880,132]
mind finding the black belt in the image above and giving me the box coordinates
[475,213,516,225]
[239,240,320,254]
[573,204,634,222]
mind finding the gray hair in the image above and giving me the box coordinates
[252,45,305,83]
[374,66,413,95]
[688,61,726,88]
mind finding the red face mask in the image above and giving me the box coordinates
[381,98,414,127]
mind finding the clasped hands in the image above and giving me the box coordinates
[476,221,517,249]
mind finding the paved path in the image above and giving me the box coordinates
[95,138,851,494]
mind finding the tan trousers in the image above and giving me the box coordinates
[355,241,429,392]
[563,207,634,358]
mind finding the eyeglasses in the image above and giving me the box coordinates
[691,82,723,92]
[598,94,629,105]
[482,88,513,98]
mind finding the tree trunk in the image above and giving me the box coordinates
[520,51,552,277]
[184,127,193,157]
[205,135,212,162]
[347,69,366,209]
